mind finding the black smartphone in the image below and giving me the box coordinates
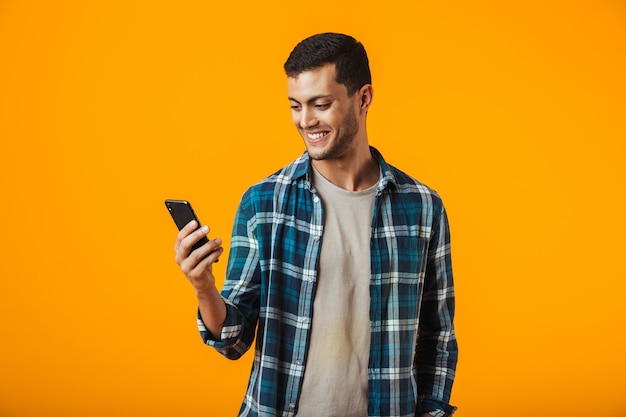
[165,199,210,254]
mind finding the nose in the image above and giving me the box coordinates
[298,108,318,129]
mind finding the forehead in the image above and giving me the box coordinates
[287,64,349,100]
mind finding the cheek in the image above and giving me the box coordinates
[325,112,343,129]
[290,111,300,126]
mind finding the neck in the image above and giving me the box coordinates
[311,145,379,191]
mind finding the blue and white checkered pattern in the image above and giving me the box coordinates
[200,147,458,417]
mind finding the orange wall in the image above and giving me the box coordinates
[1,1,625,416]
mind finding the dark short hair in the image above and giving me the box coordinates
[284,33,371,96]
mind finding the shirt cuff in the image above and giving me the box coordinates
[197,300,243,348]
[420,399,457,417]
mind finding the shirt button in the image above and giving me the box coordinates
[313,196,320,203]
[289,403,296,409]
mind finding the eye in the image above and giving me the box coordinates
[314,103,331,109]
[290,104,301,111]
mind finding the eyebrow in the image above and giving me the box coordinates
[288,94,333,105]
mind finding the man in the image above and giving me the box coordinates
[174,33,458,417]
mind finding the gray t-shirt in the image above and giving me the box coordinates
[296,166,377,417]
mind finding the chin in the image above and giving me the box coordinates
[306,149,326,161]
[303,142,329,160]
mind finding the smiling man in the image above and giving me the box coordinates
[174,33,458,417]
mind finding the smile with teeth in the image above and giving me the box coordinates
[306,131,329,140]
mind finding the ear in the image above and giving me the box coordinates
[358,84,374,114]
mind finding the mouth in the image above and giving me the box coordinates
[305,130,330,142]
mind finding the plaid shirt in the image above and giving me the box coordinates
[200,147,458,416]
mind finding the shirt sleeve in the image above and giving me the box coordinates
[198,300,255,360]
[416,204,458,416]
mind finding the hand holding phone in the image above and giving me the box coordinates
[165,199,210,254]
[166,199,220,264]
[166,199,226,337]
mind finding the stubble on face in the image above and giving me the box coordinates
[306,102,359,161]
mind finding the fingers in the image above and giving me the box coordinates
[172,219,223,294]
[175,221,210,261]
[179,239,224,290]
[174,220,200,253]
[184,237,223,270]
[174,220,223,268]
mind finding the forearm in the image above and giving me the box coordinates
[196,285,227,340]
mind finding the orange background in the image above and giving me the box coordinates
[1,1,625,416]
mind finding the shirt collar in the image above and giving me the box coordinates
[290,146,398,193]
